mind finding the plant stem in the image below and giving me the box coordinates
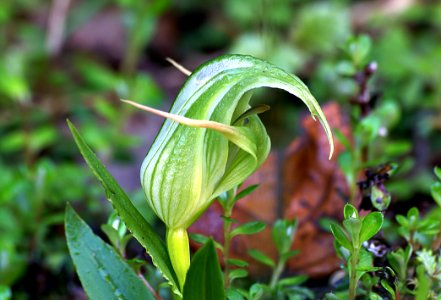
[138,273,162,300]
[223,204,234,289]
[166,228,190,291]
[222,189,237,289]
[269,258,285,289]
[349,248,360,300]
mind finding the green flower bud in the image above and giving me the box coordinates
[124,54,334,290]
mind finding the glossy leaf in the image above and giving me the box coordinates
[183,240,225,300]
[271,219,297,255]
[343,203,358,219]
[343,218,361,247]
[360,212,383,243]
[231,221,266,237]
[67,121,180,295]
[330,223,352,251]
[234,184,260,203]
[65,205,154,300]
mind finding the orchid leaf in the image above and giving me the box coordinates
[183,240,225,300]
[67,121,180,296]
[65,204,154,300]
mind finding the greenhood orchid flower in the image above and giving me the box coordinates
[124,54,334,290]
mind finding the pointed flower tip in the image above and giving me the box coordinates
[328,143,334,160]
[166,57,192,76]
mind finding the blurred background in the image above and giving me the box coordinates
[1,0,440,298]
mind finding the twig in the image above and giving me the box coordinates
[138,273,162,300]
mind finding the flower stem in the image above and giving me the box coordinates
[166,228,190,291]
[222,189,236,289]
[223,204,234,288]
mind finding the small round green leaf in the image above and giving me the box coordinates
[360,212,384,243]
[343,204,358,219]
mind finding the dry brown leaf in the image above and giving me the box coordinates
[190,102,351,278]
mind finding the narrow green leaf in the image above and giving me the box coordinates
[227,259,249,268]
[395,215,408,227]
[280,249,300,261]
[380,280,396,299]
[329,223,352,251]
[229,269,248,282]
[277,275,308,287]
[231,221,266,237]
[183,240,225,300]
[360,212,384,243]
[67,121,180,294]
[248,249,275,268]
[234,184,260,203]
[333,128,352,152]
[65,205,154,300]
